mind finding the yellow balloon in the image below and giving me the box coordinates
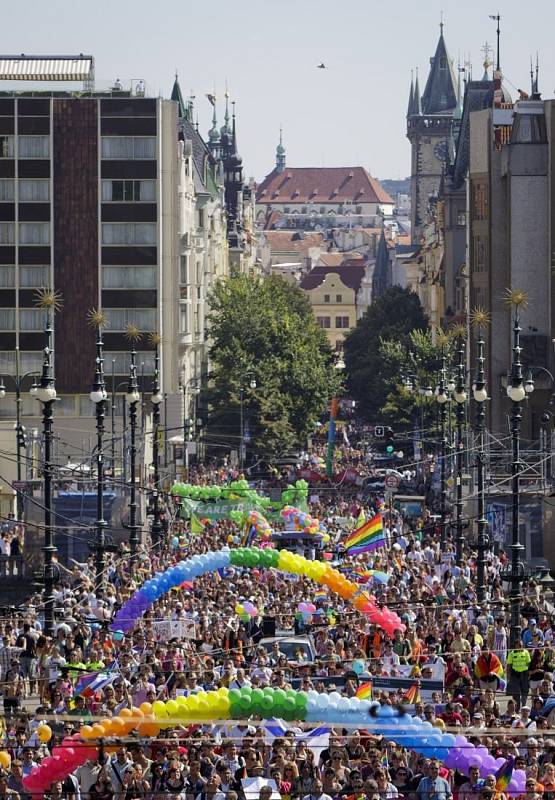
[37,724,52,743]
[0,752,10,769]
[152,700,167,719]
[165,699,178,717]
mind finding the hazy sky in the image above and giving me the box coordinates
[4,0,554,181]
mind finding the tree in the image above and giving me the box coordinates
[379,329,454,432]
[343,287,429,420]
[206,273,340,456]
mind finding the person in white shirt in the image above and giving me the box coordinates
[302,778,333,800]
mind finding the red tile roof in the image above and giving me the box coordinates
[256,167,394,206]
[262,231,325,258]
[300,263,367,292]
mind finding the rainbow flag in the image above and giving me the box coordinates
[356,681,373,700]
[314,589,327,602]
[402,681,421,704]
[343,514,385,554]
[495,756,514,794]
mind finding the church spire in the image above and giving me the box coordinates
[407,71,414,117]
[276,127,286,173]
[208,93,220,157]
[413,68,422,115]
[170,71,187,120]
[421,25,458,114]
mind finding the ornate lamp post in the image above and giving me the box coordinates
[125,325,141,559]
[452,325,467,566]
[471,309,490,603]
[239,372,256,472]
[0,351,41,520]
[505,289,529,647]
[149,333,163,548]
[435,331,450,548]
[89,310,108,587]
[32,290,62,637]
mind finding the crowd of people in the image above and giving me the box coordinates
[0,441,553,800]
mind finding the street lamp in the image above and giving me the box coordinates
[435,334,449,547]
[239,373,256,472]
[0,348,40,519]
[181,377,201,477]
[505,289,529,647]
[32,289,62,638]
[150,333,163,548]
[471,309,490,603]
[88,310,108,587]
[452,327,467,566]
[125,326,141,560]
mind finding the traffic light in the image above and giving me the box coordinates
[385,427,394,454]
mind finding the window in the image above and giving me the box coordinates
[20,309,43,330]
[0,179,14,201]
[457,211,466,227]
[79,396,97,417]
[20,266,49,287]
[335,316,350,329]
[198,208,205,229]
[0,309,15,330]
[316,316,331,329]
[0,137,13,158]
[101,137,156,159]
[101,179,156,202]
[440,57,447,69]
[102,266,156,289]
[180,306,188,333]
[473,235,488,274]
[19,223,49,245]
[0,352,15,374]
[18,136,49,158]
[179,255,188,285]
[471,182,488,221]
[472,286,486,308]
[0,223,14,244]
[102,223,156,245]
[19,179,50,201]
[0,267,14,287]
[323,294,330,303]
[336,294,342,302]
[104,308,157,331]
[105,351,155,374]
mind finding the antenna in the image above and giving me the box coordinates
[488,13,501,71]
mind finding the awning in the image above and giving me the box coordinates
[0,56,94,81]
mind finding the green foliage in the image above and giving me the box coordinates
[343,287,429,420]
[379,329,453,431]
[206,273,340,454]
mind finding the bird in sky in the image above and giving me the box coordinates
[317,63,326,69]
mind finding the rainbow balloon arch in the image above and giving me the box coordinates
[23,548,527,794]
[110,547,404,636]
[23,689,527,794]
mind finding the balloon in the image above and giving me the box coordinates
[0,752,10,769]
[37,724,52,742]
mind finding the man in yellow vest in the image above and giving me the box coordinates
[507,639,531,710]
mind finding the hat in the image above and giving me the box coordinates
[521,705,531,712]
[473,712,483,719]
[529,619,537,625]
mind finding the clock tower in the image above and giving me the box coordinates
[407,25,459,244]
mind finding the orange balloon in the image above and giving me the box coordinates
[139,702,152,716]
[91,724,106,738]
[129,707,144,731]
[109,717,126,736]
[137,715,160,737]
[98,719,113,736]
[118,708,135,734]
[80,725,95,740]
[353,594,369,611]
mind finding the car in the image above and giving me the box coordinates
[374,468,405,479]
[258,635,316,663]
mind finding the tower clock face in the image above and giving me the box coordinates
[434,140,449,163]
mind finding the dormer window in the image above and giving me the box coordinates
[440,57,447,69]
